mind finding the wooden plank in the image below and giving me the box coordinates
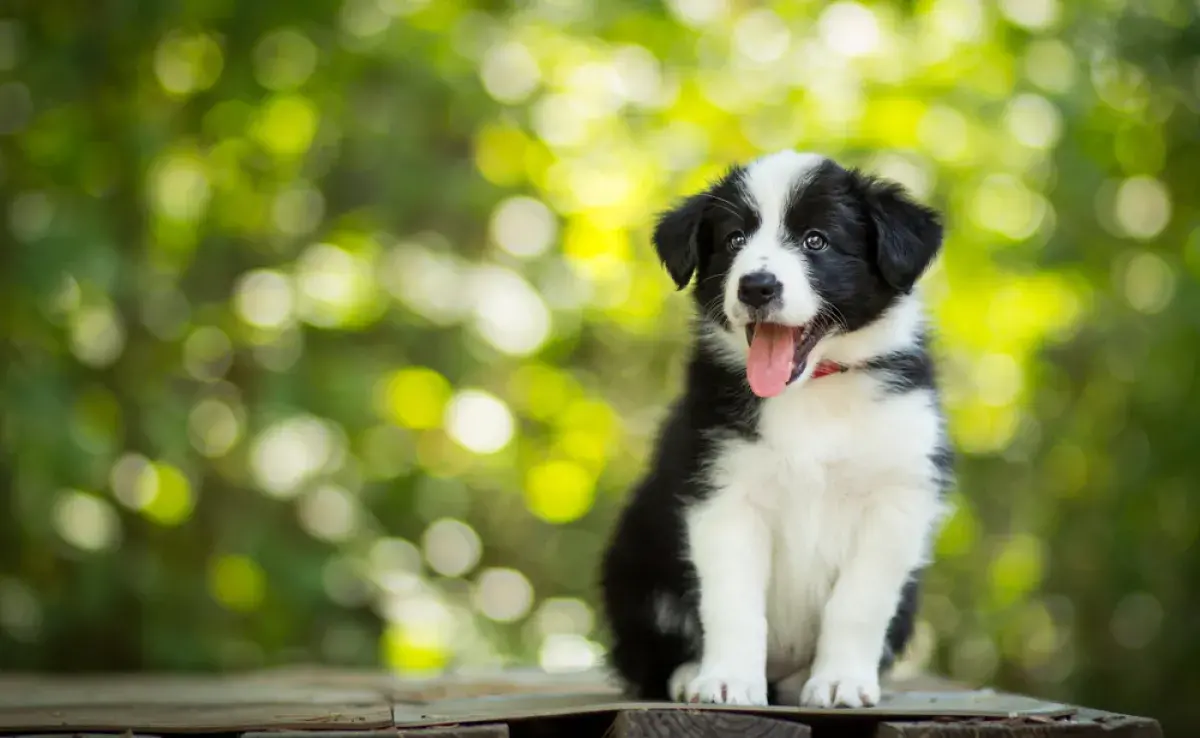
[242,732,398,738]
[383,669,623,703]
[0,668,1149,735]
[876,708,1163,737]
[0,674,389,706]
[611,709,811,738]
[13,735,162,738]
[0,672,393,732]
[390,687,1076,729]
[237,666,621,701]
[243,727,509,738]
[0,704,393,733]
[399,727,509,738]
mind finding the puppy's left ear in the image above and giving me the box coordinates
[860,176,943,293]
[652,194,708,290]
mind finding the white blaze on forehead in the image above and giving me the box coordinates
[723,150,828,332]
[741,150,827,226]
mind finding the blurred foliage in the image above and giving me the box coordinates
[2,0,1200,731]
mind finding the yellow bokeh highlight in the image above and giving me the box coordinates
[949,401,1019,455]
[935,272,1084,356]
[607,270,669,333]
[403,0,459,33]
[208,554,266,612]
[989,534,1044,608]
[294,241,384,330]
[559,398,615,435]
[562,217,630,264]
[381,622,449,673]
[253,94,318,157]
[154,31,224,97]
[139,462,194,526]
[555,430,609,470]
[523,138,555,190]
[508,363,577,421]
[524,460,595,524]
[474,123,529,186]
[863,97,926,147]
[327,229,382,258]
[378,367,452,430]
[551,398,619,470]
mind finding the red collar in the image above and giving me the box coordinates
[810,361,848,379]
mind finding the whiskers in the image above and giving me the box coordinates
[817,303,850,334]
[699,288,727,323]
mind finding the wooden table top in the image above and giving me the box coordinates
[0,667,1162,737]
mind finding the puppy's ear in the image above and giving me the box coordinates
[859,175,943,293]
[652,194,709,290]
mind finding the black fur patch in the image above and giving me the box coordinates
[865,347,936,394]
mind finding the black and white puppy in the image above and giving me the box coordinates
[600,150,953,708]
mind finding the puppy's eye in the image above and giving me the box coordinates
[803,231,828,251]
[726,231,747,250]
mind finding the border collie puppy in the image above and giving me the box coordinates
[600,150,952,708]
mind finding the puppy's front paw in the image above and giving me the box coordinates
[684,672,768,706]
[800,672,880,708]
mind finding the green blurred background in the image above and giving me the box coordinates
[2,0,1198,730]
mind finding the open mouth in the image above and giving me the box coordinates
[743,321,826,398]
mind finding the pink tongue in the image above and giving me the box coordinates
[746,323,796,398]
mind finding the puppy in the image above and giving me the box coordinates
[599,150,952,708]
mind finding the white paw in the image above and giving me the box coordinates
[682,672,768,706]
[668,661,700,702]
[800,673,880,708]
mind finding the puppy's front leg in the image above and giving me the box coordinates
[802,492,940,708]
[679,492,770,705]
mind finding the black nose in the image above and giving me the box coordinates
[737,271,782,309]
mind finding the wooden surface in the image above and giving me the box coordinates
[875,708,1164,737]
[612,709,811,738]
[0,668,1162,737]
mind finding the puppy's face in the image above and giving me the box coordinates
[653,151,942,398]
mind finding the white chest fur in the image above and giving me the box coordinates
[693,372,945,682]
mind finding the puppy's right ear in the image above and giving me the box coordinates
[652,194,708,290]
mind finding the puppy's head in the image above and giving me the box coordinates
[653,150,942,398]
